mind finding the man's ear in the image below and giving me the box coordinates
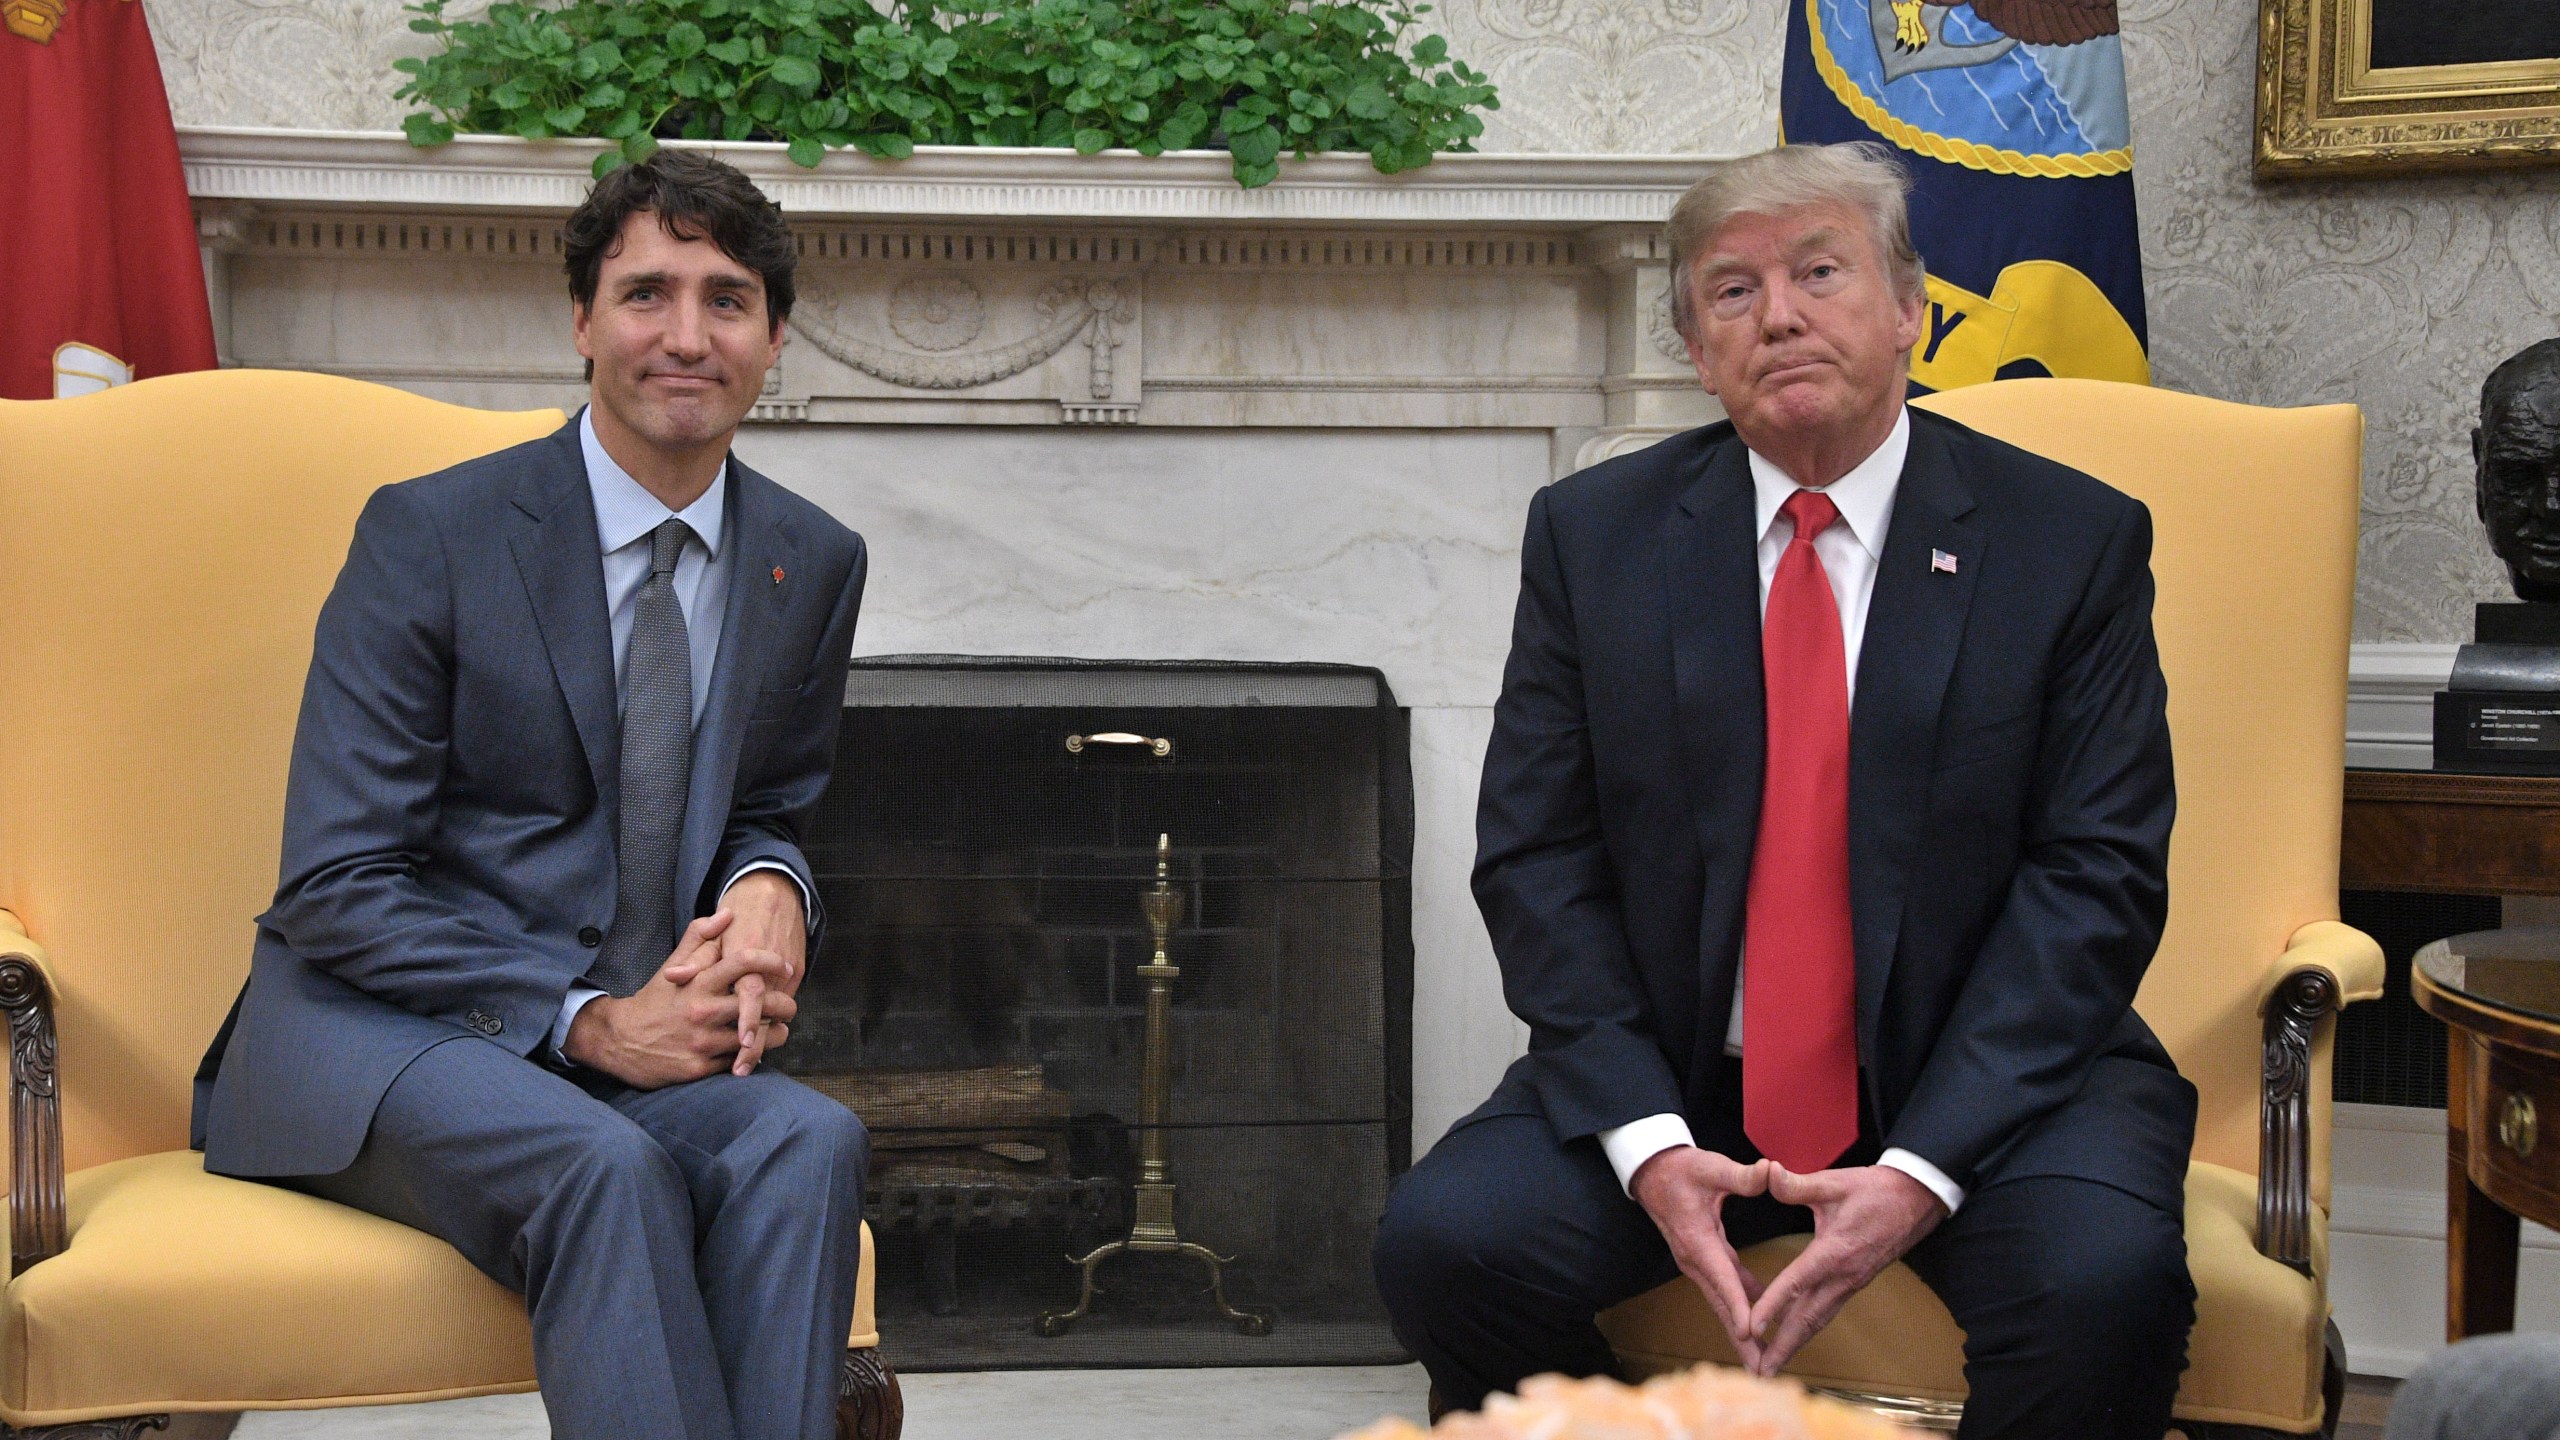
[1893,284,1927,357]
[572,299,594,362]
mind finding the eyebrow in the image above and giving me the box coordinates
[1696,227,1856,283]
[612,269,760,295]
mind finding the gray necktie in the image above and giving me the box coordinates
[591,518,695,997]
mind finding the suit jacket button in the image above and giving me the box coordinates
[466,1010,502,1037]
[578,926,602,948]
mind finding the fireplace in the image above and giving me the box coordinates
[778,657,1414,1368]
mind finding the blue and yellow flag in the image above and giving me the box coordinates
[1780,0,2149,391]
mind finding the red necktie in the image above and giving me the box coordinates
[1741,488,1860,1174]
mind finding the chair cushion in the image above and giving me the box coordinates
[2,1151,532,1424]
[1598,1162,2331,1433]
[3,1151,882,1426]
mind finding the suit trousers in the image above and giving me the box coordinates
[1375,1090,2194,1440]
[289,1036,868,1440]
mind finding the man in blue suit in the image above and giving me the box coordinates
[1375,143,2197,1439]
[191,151,871,1440]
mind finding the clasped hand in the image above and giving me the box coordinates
[562,875,808,1088]
[1628,1147,1946,1378]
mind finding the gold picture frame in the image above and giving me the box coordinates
[2256,0,2560,177]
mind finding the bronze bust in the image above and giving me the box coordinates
[2477,339,2560,604]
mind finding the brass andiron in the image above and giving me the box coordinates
[1037,835,1272,1337]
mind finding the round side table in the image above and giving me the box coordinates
[2413,927,2560,1341]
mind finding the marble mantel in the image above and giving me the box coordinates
[183,126,1727,452]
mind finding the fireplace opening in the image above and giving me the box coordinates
[783,657,1415,1369]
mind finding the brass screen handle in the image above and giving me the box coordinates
[2500,1092,2539,1160]
[1065,731,1174,758]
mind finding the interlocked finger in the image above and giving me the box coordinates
[733,975,766,1075]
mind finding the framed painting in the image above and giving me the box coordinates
[2257,0,2560,177]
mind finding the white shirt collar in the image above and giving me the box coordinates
[579,407,726,559]
[1745,406,1910,560]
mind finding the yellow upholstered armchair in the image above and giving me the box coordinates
[1599,380,2387,1438]
[0,371,897,1439]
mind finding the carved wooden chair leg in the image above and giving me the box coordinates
[837,1348,904,1440]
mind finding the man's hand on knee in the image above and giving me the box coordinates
[1744,1163,1946,1378]
[1628,1146,1772,1373]
[562,912,798,1088]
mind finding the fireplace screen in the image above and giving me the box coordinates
[781,657,1414,1369]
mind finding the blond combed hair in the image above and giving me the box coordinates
[1664,142,1927,340]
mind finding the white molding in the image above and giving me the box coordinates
[2338,1099,2449,1135]
[178,127,1722,226]
[2334,1181,2560,1251]
[2347,641,2456,770]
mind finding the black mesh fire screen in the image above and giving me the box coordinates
[781,657,1415,1370]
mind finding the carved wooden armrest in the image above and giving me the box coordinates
[2256,920,2385,1273]
[0,911,64,1278]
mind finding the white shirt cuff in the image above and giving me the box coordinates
[1597,1113,1698,1197]
[1878,1147,1965,1215]
[551,986,605,1057]
[725,860,811,919]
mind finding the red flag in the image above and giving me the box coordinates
[2,0,216,400]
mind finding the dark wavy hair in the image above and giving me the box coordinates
[564,150,796,375]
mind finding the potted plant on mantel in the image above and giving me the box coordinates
[393,0,1499,187]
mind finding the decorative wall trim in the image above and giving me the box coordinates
[791,278,1133,394]
[179,127,1720,226]
[2347,642,2457,770]
[1146,374,1597,393]
[266,359,586,385]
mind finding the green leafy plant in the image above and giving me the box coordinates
[394,0,1498,187]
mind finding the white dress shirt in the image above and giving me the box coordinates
[1596,408,1966,1216]
[549,409,810,1055]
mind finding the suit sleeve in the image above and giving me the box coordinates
[707,532,867,960]
[1472,487,1688,1143]
[259,484,568,1050]
[1882,498,2176,1186]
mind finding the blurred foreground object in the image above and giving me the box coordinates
[1338,1368,1916,1440]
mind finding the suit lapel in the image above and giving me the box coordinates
[507,423,619,804]
[1665,433,1766,1065]
[1847,417,1984,1065]
[675,458,798,908]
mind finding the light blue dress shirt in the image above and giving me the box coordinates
[550,409,808,1055]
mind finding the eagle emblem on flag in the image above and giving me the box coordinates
[4,0,67,43]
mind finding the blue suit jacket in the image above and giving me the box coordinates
[1466,409,2195,1213]
[192,420,867,1178]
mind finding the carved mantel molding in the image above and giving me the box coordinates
[178,127,1720,226]
[181,127,1725,442]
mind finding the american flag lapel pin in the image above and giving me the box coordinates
[1931,549,1959,575]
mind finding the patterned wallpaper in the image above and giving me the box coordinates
[147,0,2560,641]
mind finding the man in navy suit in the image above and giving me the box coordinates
[1376,143,2197,1439]
[192,152,870,1440]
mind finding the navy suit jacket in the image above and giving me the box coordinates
[193,420,867,1178]
[1467,409,2195,1213]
